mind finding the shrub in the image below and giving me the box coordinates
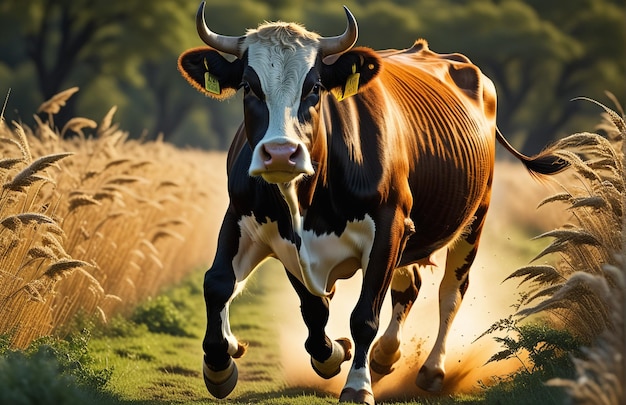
[0,329,112,404]
[479,317,580,404]
[131,295,191,336]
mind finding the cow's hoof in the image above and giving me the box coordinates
[369,339,400,375]
[339,387,375,405]
[203,357,238,399]
[311,338,352,379]
[415,364,444,392]
[233,342,247,358]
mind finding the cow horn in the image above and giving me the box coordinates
[319,6,358,57]
[196,1,242,57]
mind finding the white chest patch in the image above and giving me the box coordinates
[234,214,376,296]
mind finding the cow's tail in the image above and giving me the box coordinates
[496,127,569,176]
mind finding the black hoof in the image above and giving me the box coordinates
[203,357,238,399]
[369,357,393,375]
[311,338,352,379]
[339,387,375,405]
[415,364,444,392]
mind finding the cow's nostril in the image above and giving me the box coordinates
[262,144,272,163]
[289,145,303,164]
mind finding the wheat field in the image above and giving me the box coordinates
[0,88,227,348]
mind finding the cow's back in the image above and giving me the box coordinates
[376,40,497,261]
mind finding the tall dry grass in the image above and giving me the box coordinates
[0,88,227,348]
[507,96,625,404]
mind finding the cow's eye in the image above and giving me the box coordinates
[303,82,323,100]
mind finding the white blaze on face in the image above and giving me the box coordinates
[245,34,318,181]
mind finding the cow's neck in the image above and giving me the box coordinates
[277,182,302,236]
[277,181,330,296]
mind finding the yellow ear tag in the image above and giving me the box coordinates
[333,64,360,101]
[203,58,221,95]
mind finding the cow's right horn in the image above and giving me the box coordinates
[196,1,242,57]
[319,6,359,57]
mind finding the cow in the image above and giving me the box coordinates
[178,3,567,404]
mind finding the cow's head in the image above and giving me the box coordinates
[179,2,381,184]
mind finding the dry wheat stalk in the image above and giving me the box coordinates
[43,258,91,281]
[37,87,79,115]
[11,122,32,162]
[0,157,24,170]
[97,106,118,137]
[2,152,73,192]
[507,100,625,404]
[60,117,97,139]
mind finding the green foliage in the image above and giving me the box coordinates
[26,329,113,389]
[0,330,112,405]
[0,348,94,405]
[480,316,581,404]
[100,315,150,338]
[131,295,192,337]
[488,322,580,378]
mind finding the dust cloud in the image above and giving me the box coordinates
[270,162,565,400]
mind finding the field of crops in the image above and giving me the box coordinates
[0,88,228,348]
[0,90,623,404]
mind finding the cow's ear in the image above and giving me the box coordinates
[321,47,382,100]
[178,47,244,100]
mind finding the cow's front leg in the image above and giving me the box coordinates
[202,212,264,399]
[202,261,245,398]
[285,272,352,379]
[340,214,414,405]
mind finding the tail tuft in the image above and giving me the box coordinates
[496,127,569,176]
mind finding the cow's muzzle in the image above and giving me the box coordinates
[249,140,314,183]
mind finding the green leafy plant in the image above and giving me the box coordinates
[0,329,112,404]
[131,295,192,337]
[26,329,113,389]
[478,312,580,404]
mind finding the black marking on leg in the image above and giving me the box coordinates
[286,271,333,362]
[459,275,470,297]
[454,246,477,281]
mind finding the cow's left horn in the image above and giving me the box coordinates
[196,1,242,57]
[319,6,358,57]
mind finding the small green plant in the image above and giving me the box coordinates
[131,295,192,336]
[478,314,580,404]
[0,329,112,404]
[26,329,113,389]
[100,314,150,338]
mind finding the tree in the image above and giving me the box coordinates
[0,0,194,138]
[415,0,625,153]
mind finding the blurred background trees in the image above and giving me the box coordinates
[0,0,624,152]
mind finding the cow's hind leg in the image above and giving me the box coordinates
[416,203,489,392]
[286,272,352,379]
[370,264,421,375]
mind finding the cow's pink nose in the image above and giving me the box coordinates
[262,142,302,171]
